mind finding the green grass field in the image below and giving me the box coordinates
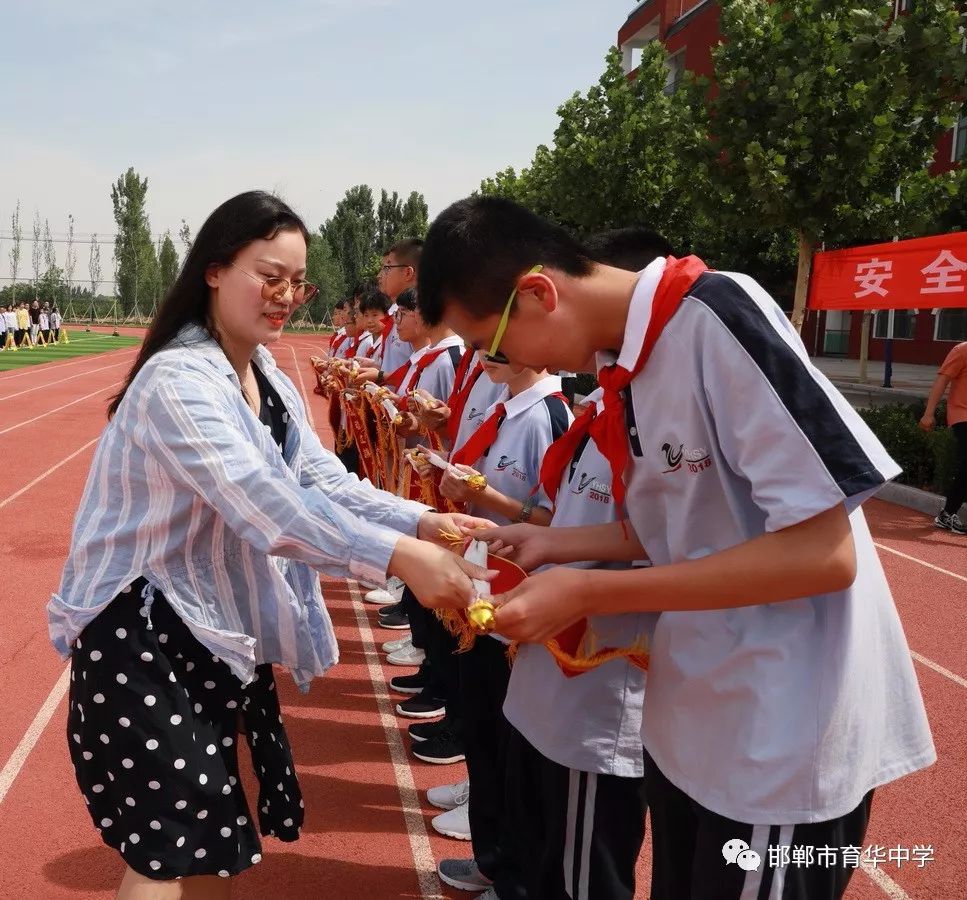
[0,331,142,371]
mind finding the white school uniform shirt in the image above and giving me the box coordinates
[48,324,429,692]
[355,332,375,359]
[503,423,649,777]
[465,375,571,528]
[612,257,935,824]
[381,303,413,376]
[451,370,506,451]
[51,311,62,329]
[466,375,571,643]
[396,335,464,448]
[39,312,50,330]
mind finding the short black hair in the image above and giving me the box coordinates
[584,227,676,272]
[333,299,348,310]
[357,288,390,315]
[417,196,593,326]
[352,281,373,298]
[385,238,423,270]
[396,287,418,311]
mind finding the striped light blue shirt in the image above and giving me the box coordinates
[48,324,428,691]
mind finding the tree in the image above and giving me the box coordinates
[377,190,404,250]
[31,210,42,288]
[321,185,378,290]
[700,0,967,330]
[111,167,157,315]
[64,214,78,313]
[43,218,56,275]
[8,201,22,304]
[158,232,180,300]
[400,191,429,239]
[89,235,102,314]
[179,219,192,253]
[305,233,346,321]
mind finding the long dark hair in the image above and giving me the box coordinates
[108,191,311,418]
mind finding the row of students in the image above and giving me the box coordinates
[406,196,935,900]
[1,303,62,348]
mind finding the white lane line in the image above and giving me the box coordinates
[874,543,967,584]
[287,346,316,429]
[911,651,967,690]
[861,861,913,899]
[0,342,134,383]
[0,357,133,402]
[0,382,119,437]
[347,581,444,900]
[0,666,70,805]
[0,437,100,510]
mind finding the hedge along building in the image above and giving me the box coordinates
[617,0,967,366]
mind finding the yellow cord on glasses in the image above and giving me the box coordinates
[487,264,543,359]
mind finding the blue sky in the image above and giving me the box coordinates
[1,0,631,281]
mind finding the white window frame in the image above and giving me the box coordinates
[953,109,967,164]
[932,307,967,342]
[873,308,919,341]
[664,49,686,94]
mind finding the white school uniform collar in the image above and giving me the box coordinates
[387,302,398,315]
[489,374,562,421]
[408,333,463,364]
[595,255,666,373]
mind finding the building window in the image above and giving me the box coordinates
[954,107,967,163]
[934,308,967,342]
[671,1,710,21]
[664,50,685,94]
[873,309,917,340]
[894,0,912,13]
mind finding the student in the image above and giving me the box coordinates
[329,299,349,350]
[375,238,421,376]
[29,299,41,343]
[920,340,967,535]
[47,190,492,900]
[50,306,62,342]
[356,288,391,361]
[39,307,50,343]
[435,357,571,900]
[492,228,675,900]
[3,306,17,348]
[16,302,29,346]
[416,196,935,900]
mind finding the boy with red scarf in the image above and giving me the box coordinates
[415,197,934,900]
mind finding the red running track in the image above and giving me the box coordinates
[0,336,963,898]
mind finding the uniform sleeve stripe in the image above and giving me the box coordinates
[543,395,572,441]
[446,346,464,370]
[688,272,886,498]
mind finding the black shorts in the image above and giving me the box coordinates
[67,578,303,880]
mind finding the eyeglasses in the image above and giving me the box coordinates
[380,264,410,273]
[394,308,416,323]
[229,264,318,304]
[485,264,543,363]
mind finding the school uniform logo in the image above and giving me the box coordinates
[661,440,712,475]
[661,442,684,473]
[496,456,517,471]
[572,473,612,504]
[468,407,483,421]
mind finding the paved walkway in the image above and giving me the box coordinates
[809,357,937,406]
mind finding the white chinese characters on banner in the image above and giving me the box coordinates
[920,250,967,295]
[854,259,894,298]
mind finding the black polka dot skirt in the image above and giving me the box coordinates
[66,578,304,880]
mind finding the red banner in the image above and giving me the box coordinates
[808,231,967,311]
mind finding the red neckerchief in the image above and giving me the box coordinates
[538,256,708,508]
[331,332,348,354]
[399,346,450,395]
[450,403,506,468]
[446,351,484,443]
[364,334,383,360]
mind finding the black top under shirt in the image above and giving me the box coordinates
[252,364,288,450]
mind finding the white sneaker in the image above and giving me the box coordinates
[432,801,471,841]
[364,587,399,605]
[427,778,470,811]
[382,634,413,654]
[357,578,381,591]
[387,645,426,666]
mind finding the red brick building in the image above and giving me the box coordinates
[618,0,966,364]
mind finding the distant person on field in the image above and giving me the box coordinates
[920,340,967,535]
[29,299,41,343]
[51,307,62,342]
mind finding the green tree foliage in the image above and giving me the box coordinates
[111,167,158,315]
[321,185,377,291]
[701,0,967,327]
[377,190,404,250]
[158,232,180,300]
[400,191,429,240]
[304,233,346,320]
